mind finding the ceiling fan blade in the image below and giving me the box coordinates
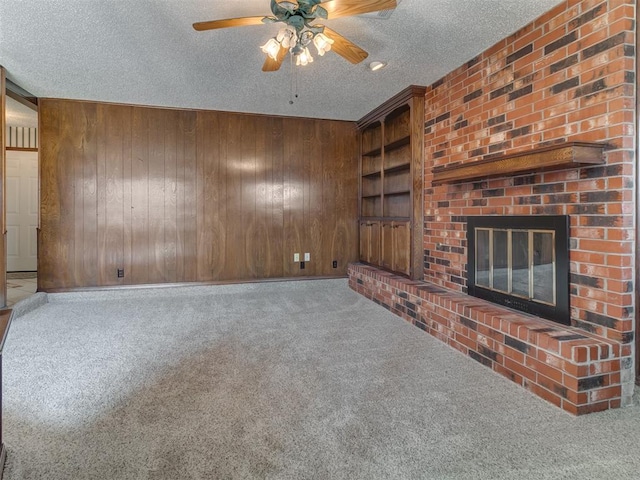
[193,16,266,31]
[262,45,289,72]
[322,27,368,64]
[320,0,397,19]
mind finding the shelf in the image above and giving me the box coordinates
[384,163,411,174]
[362,194,382,199]
[384,190,410,196]
[361,121,382,155]
[361,216,409,222]
[361,194,382,217]
[362,147,382,157]
[431,142,605,185]
[362,170,382,178]
[384,135,411,152]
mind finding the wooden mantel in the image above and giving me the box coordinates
[431,142,606,185]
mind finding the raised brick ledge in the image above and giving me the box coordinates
[348,263,623,415]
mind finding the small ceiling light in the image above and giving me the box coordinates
[369,61,386,71]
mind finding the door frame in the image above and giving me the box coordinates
[1,67,7,308]
[1,70,39,308]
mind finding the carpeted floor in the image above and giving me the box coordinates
[2,279,639,479]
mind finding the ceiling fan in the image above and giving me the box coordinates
[193,0,398,71]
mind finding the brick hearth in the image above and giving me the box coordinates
[349,264,624,415]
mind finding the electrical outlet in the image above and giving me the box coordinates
[332,260,338,268]
[294,253,300,262]
[300,261,305,270]
[304,253,310,262]
[117,268,124,278]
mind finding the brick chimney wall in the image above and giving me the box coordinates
[424,0,634,354]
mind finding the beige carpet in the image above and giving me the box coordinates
[2,279,639,479]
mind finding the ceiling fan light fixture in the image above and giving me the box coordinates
[276,27,297,49]
[313,32,334,56]
[295,46,314,66]
[195,0,399,72]
[261,38,281,61]
[369,61,386,71]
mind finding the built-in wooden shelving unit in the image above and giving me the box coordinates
[432,142,605,185]
[357,85,426,279]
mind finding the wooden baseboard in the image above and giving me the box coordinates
[39,275,349,294]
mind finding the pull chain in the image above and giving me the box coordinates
[289,54,300,105]
[289,54,295,105]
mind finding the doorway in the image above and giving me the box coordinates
[4,84,38,307]
[6,148,37,272]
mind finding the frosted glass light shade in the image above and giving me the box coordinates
[260,38,281,61]
[276,27,297,49]
[313,33,334,56]
[295,47,313,66]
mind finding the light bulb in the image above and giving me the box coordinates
[277,27,296,49]
[296,47,313,66]
[313,33,334,56]
[369,61,386,71]
[260,38,281,61]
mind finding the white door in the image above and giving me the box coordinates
[6,150,38,271]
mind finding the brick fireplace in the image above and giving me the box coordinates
[466,214,570,324]
[349,0,636,414]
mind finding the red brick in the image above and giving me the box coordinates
[526,357,564,383]
[525,381,563,408]
[505,357,537,382]
[494,363,524,385]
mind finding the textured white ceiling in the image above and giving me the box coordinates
[1,0,562,121]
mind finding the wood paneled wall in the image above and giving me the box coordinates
[39,99,358,290]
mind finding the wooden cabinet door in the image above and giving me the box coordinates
[360,220,381,266]
[369,221,381,266]
[359,221,369,262]
[381,222,394,269]
[393,222,411,276]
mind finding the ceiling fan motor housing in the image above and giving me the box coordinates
[269,0,329,32]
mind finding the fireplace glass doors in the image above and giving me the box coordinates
[467,216,569,325]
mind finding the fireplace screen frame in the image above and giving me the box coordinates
[467,215,570,325]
